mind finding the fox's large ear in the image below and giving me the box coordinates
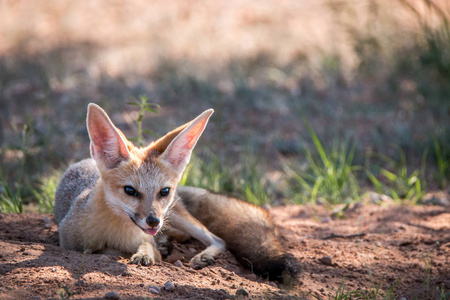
[157,109,213,175]
[151,122,192,154]
[87,103,131,170]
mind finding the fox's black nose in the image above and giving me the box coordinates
[146,216,160,228]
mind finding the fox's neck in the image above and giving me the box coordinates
[88,178,108,211]
[88,178,124,222]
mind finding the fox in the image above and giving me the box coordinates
[54,103,298,283]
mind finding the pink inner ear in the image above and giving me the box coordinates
[164,116,209,168]
[91,122,112,150]
[88,111,130,167]
[186,118,208,150]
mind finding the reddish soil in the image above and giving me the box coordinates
[0,203,449,299]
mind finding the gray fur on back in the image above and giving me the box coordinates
[54,158,99,225]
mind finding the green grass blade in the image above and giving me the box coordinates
[380,169,397,182]
[304,118,329,168]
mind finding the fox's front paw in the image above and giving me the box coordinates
[130,252,156,266]
[130,242,161,266]
[190,252,215,269]
[189,241,225,269]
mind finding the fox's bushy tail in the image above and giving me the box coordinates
[178,186,300,283]
[225,224,299,283]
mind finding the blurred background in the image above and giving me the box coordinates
[0,0,449,212]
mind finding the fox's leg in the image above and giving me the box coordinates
[162,227,192,243]
[169,203,226,269]
[130,240,162,266]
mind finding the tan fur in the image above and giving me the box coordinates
[55,103,221,267]
[55,103,298,281]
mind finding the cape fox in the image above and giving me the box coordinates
[54,103,298,282]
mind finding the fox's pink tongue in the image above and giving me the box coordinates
[144,228,159,236]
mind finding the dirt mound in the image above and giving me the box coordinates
[0,204,449,299]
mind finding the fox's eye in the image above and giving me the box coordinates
[124,186,139,197]
[159,187,170,197]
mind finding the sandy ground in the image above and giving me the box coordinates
[0,202,449,300]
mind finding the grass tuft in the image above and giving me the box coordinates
[32,173,61,214]
[284,118,360,205]
[0,123,31,213]
[367,148,427,204]
[180,152,235,194]
[433,136,449,189]
[181,151,274,206]
[0,165,23,213]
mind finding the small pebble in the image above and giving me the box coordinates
[319,256,332,266]
[19,247,25,252]
[268,282,278,288]
[148,285,161,294]
[236,288,249,296]
[51,268,56,272]
[188,248,197,253]
[99,255,111,263]
[104,291,120,299]
[423,197,450,207]
[174,260,184,268]
[399,298,407,300]
[375,241,381,247]
[164,280,174,291]
[262,204,271,210]
[139,283,144,287]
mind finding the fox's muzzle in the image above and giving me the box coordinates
[128,214,161,236]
